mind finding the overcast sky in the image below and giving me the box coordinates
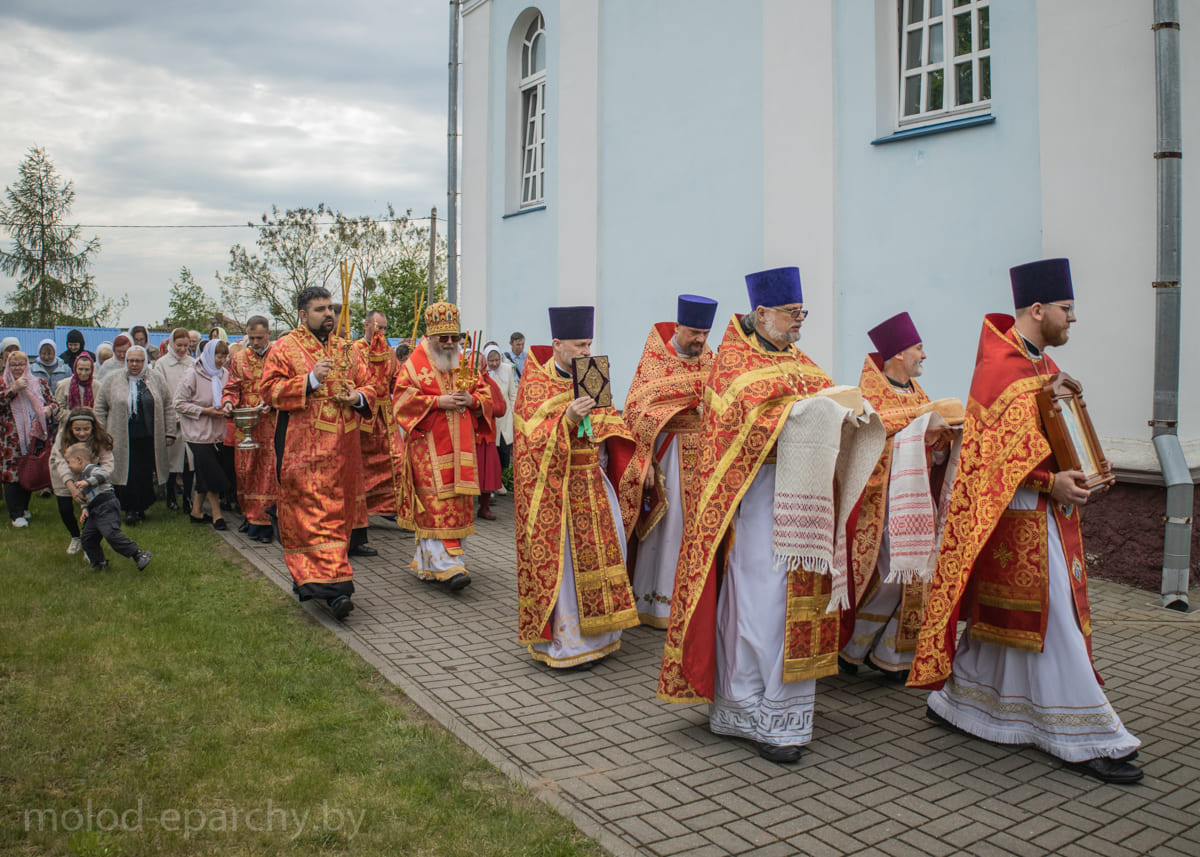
[0,0,448,328]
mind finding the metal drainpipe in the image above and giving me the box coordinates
[1152,0,1191,610]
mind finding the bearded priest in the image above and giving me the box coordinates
[514,306,640,670]
[392,301,496,592]
[618,294,718,628]
[260,287,375,620]
[910,258,1142,785]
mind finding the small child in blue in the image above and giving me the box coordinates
[66,443,151,571]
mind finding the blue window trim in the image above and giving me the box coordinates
[871,114,995,146]
[502,204,547,219]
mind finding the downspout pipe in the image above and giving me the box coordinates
[447,0,461,305]
[1152,0,1191,610]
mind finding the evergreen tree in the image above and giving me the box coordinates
[0,146,108,326]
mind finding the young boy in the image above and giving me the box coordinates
[66,443,152,571]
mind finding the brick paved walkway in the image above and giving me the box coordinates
[222,496,1200,857]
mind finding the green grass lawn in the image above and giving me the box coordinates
[0,495,602,857]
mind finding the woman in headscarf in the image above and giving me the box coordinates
[1,351,58,528]
[150,328,195,511]
[473,347,507,521]
[94,344,177,524]
[174,339,232,530]
[54,351,97,411]
[96,342,114,367]
[128,323,156,366]
[60,329,87,369]
[484,342,519,495]
[49,407,115,554]
[209,326,229,342]
[1,337,20,368]
[95,334,132,384]
[30,338,72,393]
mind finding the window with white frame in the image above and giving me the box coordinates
[519,13,546,208]
[899,0,990,126]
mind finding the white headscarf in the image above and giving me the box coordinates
[125,345,149,416]
[483,344,502,380]
[36,338,59,367]
[198,339,227,408]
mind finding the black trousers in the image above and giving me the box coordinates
[3,481,31,521]
[58,495,80,538]
[81,495,140,564]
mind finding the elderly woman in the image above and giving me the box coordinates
[2,351,59,527]
[175,339,232,530]
[54,351,97,411]
[151,328,196,511]
[1,337,20,368]
[30,339,72,393]
[484,343,519,494]
[49,407,115,554]
[95,334,132,384]
[94,345,177,524]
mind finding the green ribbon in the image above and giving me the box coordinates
[577,414,594,440]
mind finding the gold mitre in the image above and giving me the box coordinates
[424,301,460,336]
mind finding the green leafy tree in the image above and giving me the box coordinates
[374,257,446,340]
[0,146,119,326]
[218,204,445,336]
[165,266,219,330]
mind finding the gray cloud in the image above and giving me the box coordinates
[0,0,449,326]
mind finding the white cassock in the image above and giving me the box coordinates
[631,434,686,628]
[840,528,911,671]
[928,487,1140,763]
[529,443,626,668]
[709,462,816,748]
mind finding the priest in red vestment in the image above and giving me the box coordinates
[392,301,496,592]
[910,258,1141,784]
[221,315,278,544]
[514,306,640,670]
[260,287,375,620]
[353,310,403,518]
[617,294,717,628]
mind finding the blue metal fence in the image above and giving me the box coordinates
[0,326,169,357]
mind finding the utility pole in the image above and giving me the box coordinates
[447,0,461,304]
[428,206,438,305]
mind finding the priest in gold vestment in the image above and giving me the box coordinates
[840,311,956,680]
[515,306,640,670]
[658,267,846,765]
[618,294,717,628]
[392,301,496,592]
[911,258,1141,785]
[260,287,375,620]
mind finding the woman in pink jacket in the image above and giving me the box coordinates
[174,339,233,531]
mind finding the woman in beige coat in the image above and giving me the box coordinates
[94,345,177,524]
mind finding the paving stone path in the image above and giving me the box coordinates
[222,496,1200,857]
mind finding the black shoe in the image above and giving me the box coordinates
[220,499,232,512]
[212,519,227,531]
[925,705,973,738]
[445,573,471,592]
[90,559,109,571]
[348,544,378,558]
[864,654,909,683]
[126,512,139,526]
[757,743,803,764]
[237,519,250,534]
[837,656,859,675]
[1116,750,1140,763]
[255,534,273,544]
[181,496,192,514]
[135,551,152,570]
[328,595,354,620]
[1066,757,1144,785]
[561,660,594,672]
[190,514,212,525]
[166,499,179,511]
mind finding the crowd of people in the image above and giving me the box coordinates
[0,259,1144,788]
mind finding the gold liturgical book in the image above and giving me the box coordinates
[572,355,613,408]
